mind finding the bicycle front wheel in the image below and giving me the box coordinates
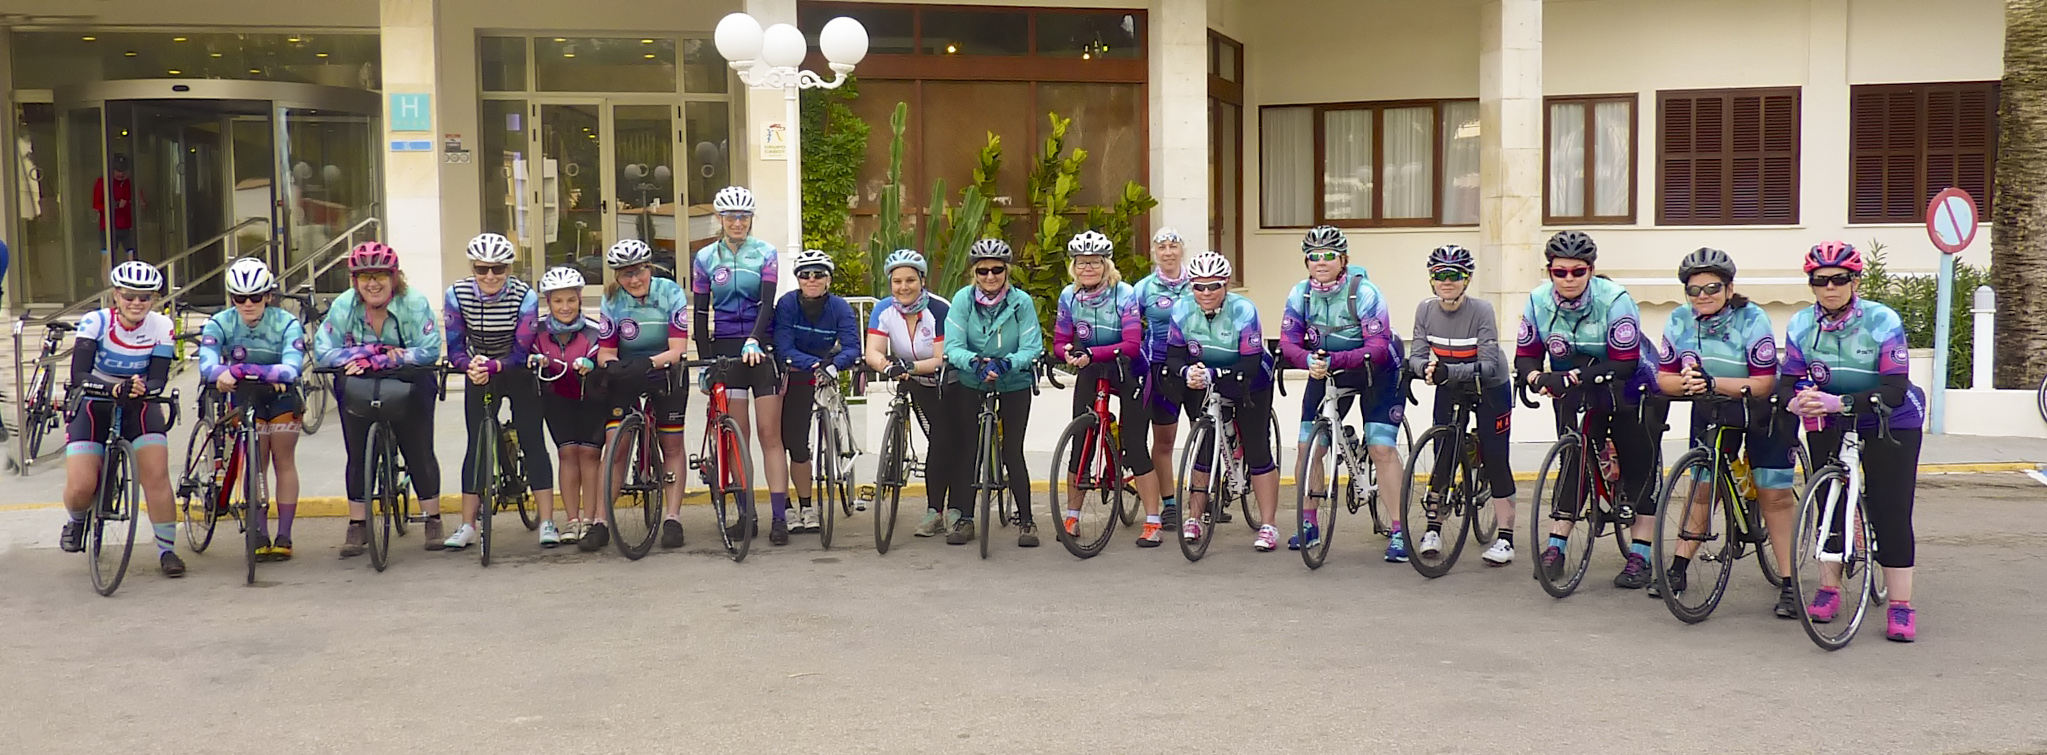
[475,418,499,568]
[1529,436,1596,598]
[1295,421,1341,570]
[177,418,222,553]
[976,417,999,560]
[1049,414,1120,560]
[501,431,536,531]
[241,429,265,585]
[816,407,843,550]
[1654,448,1733,623]
[1404,425,1474,579]
[602,414,659,560]
[301,373,330,435]
[88,440,141,597]
[364,425,396,572]
[872,408,908,555]
[24,366,54,459]
[711,414,754,563]
[1176,419,1219,563]
[1789,466,1876,650]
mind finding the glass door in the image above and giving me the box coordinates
[56,103,108,302]
[279,107,381,291]
[536,102,605,283]
[611,104,678,279]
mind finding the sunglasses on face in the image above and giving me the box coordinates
[1809,273,1857,289]
[231,294,266,305]
[974,266,1008,277]
[473,265,508,276]
[1685,282,1727,297]
[1190,281,1227,293]
[718,212,754,221]
[118,292,155,303]
[1430,270,1469,282]
[1549,266,1591,279]
[795,270,831,280]
[1304,251,1342,263]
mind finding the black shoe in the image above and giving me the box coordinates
[770,518,790,546]
[159,551,187,578]
[1215,508,1234,525]
[58,520,85,553]
[1017,521,1040,548]
[725,517,756,544]
[1650,567,1687,598]
[1774,584,1800,619]
[1160,505,1180,529]
[578,521,611,552]
[1614,553,1651,590]
[946,518,976,545]
[659,519,685,549]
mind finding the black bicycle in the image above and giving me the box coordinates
[968,359,1049,560]
[599,362,680,561]
[862,365,939,555]
[466,366,539,568]
[70,382,180,596]
[1523,371,1661,598]
[1651,391,1811,623]
[1399,375,1491,578]
[319,364,445,572]
[17,321,74,464]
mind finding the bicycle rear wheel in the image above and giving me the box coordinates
[177,419,222,553]
[816,407,844,550]
[834,402,861,518]
[1176,419,1219,563]
[475,418,499,568]
[871,408,908,555]
[88,440,140,597]
[1404,425,1474,578]
[1296,421,1341,570]
[301,372,330,435]
[501,430,536,531]
[364,425,396,572]
[711,414,754,562]
[602,414,659,560]
[1050,414,1120,559]
[1789,467,1876,650]
[24,366,54,459]
[1754,444,1814,589]
[1529,437,1596,598]
[1654,448,1734,623]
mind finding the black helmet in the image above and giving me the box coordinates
[1677,247,1737,283]
[1544,231,1598,263]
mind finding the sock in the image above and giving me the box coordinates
[1547,535,1568,551]
[771,493,789,522]
[1161,495,1178,510]
[1630,539,1651,559]
[68,508,88,524]
[1390,522,1403,535]
[153,522,177,555]
[1147,515,1161,525]
[1065,508,1081,520]
[1499,529,1515,545]
[426,513,441,521]
[799,496,812,510]
[276,504,297,540]
[1303,509,1319,526]
[1671,555,1691,574]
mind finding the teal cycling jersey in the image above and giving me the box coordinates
[1278,266,1396,373]
[312,288,443,369]
[199,306,306,385]
[1516,276,1644,368]
[691,236,777,340]
[1782,299,1924,430]
[600,276,690,361]
[1133,271,1191,367]
[1657,302,1777,380]
[1054,281,1143,367]
[1167,292,1272,387]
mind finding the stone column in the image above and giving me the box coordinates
[379,0,446,298]
[743,0,802,288]
[1478,0,1543,310]
[1803,0,1850,234]
[1149,0,1209,261]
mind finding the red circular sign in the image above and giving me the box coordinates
[1926,187,1979,256]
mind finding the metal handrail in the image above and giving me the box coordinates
[280,217,380,295]
[158,217,270,283]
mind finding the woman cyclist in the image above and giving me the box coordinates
[1134,228,1201,527]
[197,257,307,562]
[863,250,970,540]
[772,249,861,543]
[529,267,602,548]
[1652,247,1794,606]
[1781,241,1925,642]
[1515,230,1662,590]
[594,239,690,552]
[442,233,556,550]
[314,242,447,557]
[691,186,789,545]
[57,260,180,577]
[1407,245,1518,566]
[1054,230,1163,547]
[1279,225,1407,560]
[943,238,1044,548]
[1167,252,1282,551]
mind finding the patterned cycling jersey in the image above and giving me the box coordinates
[1782,299,1924,430]
[532,318,601,400]
[1516,276,1657,401]
[199,306,306,385]
[1133,271,1191,367]
[1168,292,1272,387]
[691,236,777,340]
[600,276,690,361]
[1055,281,1143,368]
[1658,302,1777,380]
[74,308,173,383]
[312,288,444,369]
[1279,265,1396,373]
[867,295,949,387]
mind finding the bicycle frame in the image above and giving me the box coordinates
[1810,431,1867,566]
[1306,375,1371,504]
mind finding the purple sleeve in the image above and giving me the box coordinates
[494,291,540,375]
[1238,308,1264,358]
[1052,292,1076,358]
[691,251,711,294]
[1089,289,1142,364]
[443,287,470,369]
[1278,294,1314,369]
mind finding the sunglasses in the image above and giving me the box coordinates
[473,264,508,276]
[616,265,651,278]
[117,292,155,303]
[974,266,1008,277]
[1304,251,1343,262]
[1684,282,1727,297]
[718,211,754,221]
[1190,281,1227,293]
[795,269,831,280]
[231,294,267,305]
[1809,272,1857,289]
[1549,266,1591,279]
[1430,269,1469,282]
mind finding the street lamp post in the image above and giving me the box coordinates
[714,13,867,281]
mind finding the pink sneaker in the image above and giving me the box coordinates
[1253,525,1279,552]
[1886,603,1916,643]
[1180,519,1204,542]
[1807,586,1841,623]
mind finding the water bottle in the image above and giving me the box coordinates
[1731,455,1757,502]
[1794,378,1822,432]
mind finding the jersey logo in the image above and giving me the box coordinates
[597,315,617,340]
[1186,340,1205,359]
[201,335,220,347]
[1658,336,1675,363]
[1304,326,1324,349]
[1154,296,1173,311]
[1364,318,1384,335]
[422,320,436,335]
[1611,317,1640,349]
[1679,352,1701,372]
[1750,339,1778,367]
[1074,320,1094,343]
[1546,333,1570,358]
[713,266,733,286]
[1809,360,1832,386]
[1517,319,1536,346]
[671,309,689,332]
[291,337,307,352]
[230,346,248,362]
[619,319,642,342]
[1889,347,1909,366]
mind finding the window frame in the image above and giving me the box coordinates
[1847,80,1999,225]
[1654,86,1802,226]
[1209,30,1244,276]
[1256,98,1473,230]
[1543,93,1638,225]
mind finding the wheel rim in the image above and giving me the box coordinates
[1529,438,1594,596]
[1789,469,1874,649]
[178,420,220,553]
[602,415,657,559]
[1655,452,1734,623]
[1176,422,1216,563]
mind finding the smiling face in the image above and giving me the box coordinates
[1191,278,1227,311]
[1810,266,1858,310]
[889,267,924,304]
[616,263,652,297]
[1549,258,1592,299]
[353,271,394,308]
[472,262,509,296]
[718,212,752,242]
[1431,276,1469,302]
[796,267,831,298]
[1073,256,1107,288]
[1686,271,1732,317]
[1152,239,1184,275]
[973,261,1009,294]
[1305,252,1346,284]
[234,292,268,324]
[547,289,581,322]
[114,288,155,324]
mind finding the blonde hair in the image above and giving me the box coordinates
[1066,256,1122,288]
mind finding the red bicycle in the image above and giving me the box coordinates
[1046,352,1137,559]
[686,355,757,562]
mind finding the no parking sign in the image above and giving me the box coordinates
[1926,188,1979,256]
[1925,187,1978,435]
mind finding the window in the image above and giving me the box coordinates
[1657,87,1800,225]
[1211,32,1244,273]
[1546,95,1635,224]
[1849,82,1998,224]
[1258,99,1476,228]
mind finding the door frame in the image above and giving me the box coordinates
[521,96,684,291]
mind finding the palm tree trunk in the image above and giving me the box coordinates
[1994,0,2047,388]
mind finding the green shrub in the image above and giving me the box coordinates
[1859,240,1991,389]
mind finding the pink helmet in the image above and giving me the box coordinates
[347,242,400,274]
[1803,241,1863,274]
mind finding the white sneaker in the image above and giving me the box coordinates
[559,519,582,544]
[443,523,479,550]
[1482,538,1515,566]
[539,520,562,548]
[797,506,820,533]
[1418,530,1443,558]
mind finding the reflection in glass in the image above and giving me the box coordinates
[1323,109,1373,221]
[13,104,68,303]
[61,106,108,298]
[799,7,915,55]
[540,104,603,282]
[613,105,676,278]
[480,100,528,271]
[282,109,380,291]
[1036,12,1143,59]
[479,37,528,92]
[11,31,382,89]
[1038,83,1143,207]
[682,38,729,94]
[920,10,1028,56]
[535,38,677,93]
[685,101,732,253]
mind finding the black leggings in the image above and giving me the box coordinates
[904,380,974,514]
[460,369,553,493]
[338,376,440,502]
[1430,382,1516,499]
[781,369,824,464]
[1185,381,1277,476]
[1065,361,1155,477]
[969,386,1034,524]
[1552,392,1657,516]
[1806,426,1922,568]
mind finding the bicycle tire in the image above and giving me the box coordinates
[835,402,860,518]
[301,373,330,435]
[1050,414,1119,559]
[393,474,413,537]
[712,414,754,563]
[872,407,908,555]
[1788,466,1876,650]
[241,424,266,585]
[1235,414,1281,531]
[602,413,658,560]
[1296,421,1340,570]
[1468,428,1499,546]
[365,425,395,572]
[502,428,537,531]
[476,417,498,568]
[88,440,140,597]
[177,419,222,553]
[1654,448,1733,623]
[1404,425,1474,578]
[1108,421,1140,529]
[2038,372,2047,427]
[1529,436,1596,598]
[1176,419,1218,563]
[817,407,842,550]
[977,415,999,560]
[24,366,53,460]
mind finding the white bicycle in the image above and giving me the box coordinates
[1788,403,1893,651]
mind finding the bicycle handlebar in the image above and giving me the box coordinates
[311,362,452,401]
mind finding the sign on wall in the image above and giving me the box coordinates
[760,122,789,161]
[389,93,433,133]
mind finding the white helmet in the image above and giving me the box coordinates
[1186,251,1232,280]
[537,266,585,293]
[1067,230,1113,257]
[1152,227,1184,245]
[465,233,517,265]
[606,239,653,269]
[712,186,756,214]
[110,260,164,292]
[224,257,276,296]
[883,249,926,276]
[792,249,835,273]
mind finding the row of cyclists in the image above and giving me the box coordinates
[49,184,1925,642]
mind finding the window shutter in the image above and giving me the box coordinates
[1659,87,1799,225]
[1847,82,1998,224]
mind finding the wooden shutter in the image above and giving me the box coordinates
[1658,87,1799,225]
[1848,82,1998,224]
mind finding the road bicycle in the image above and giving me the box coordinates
[1523,372,1661,598]
[176,383,290,584]
[284,292,332,435]
[1398,375,1493,578]
[70,382,180,596]
[1651,391,1811,623]
[15,320,75,465]
[678,356,757,562]
[1176,367,1262,563]
[808,368,861,550]
[1789,401,1895,651]
[466,364,539,568]
[1047,351,1136,559]
[317,364,444,572]
[861,365,935,555]
[966,359,1049,560]
[598,362,678,560]
[1294,365,1389,570]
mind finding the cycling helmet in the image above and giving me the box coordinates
[1151,227,1184,245]
[883,249,927,276]
[1803,241,1864,274]
[1426,245,1475,276]
[606,239,653,269]
[712,186,756,214]
[968,238,1013,262]
[465,233,517,265]
[1678,247,1738,282]
[224,257,276,296]
[792,249,835,273]
[1544,231,1598,263]
[1067,230,1113,257]
[1301,225,1349,255]
[110,260,163,292]
[537,266,585,293]
[1186,251,1232,280]
[346,242,399,274]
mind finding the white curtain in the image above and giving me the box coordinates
[1548,103,1586,218]
[1260,106,1313,227]
[1381,107,1432,219]
[1441,101,1480,225]
[1322,109,1373,220]
[1593,101,1633,218]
